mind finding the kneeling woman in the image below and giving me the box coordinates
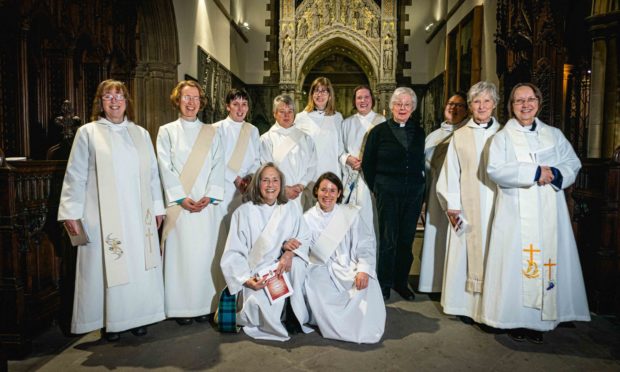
[220,163,312,341]
[304,172,386,343]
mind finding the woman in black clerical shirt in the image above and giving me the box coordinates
[362,87,425,302]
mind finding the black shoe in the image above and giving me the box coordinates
[194,315,210,323]
[458,315,475,325]
[526,330,544,344]
[176,318,193,326]
[130,326,147,336]
[393,286,415,301]
[381,287,391,301]
[508,328,526,342]
[104,331,120,342]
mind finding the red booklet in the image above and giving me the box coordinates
[256,263,294,304]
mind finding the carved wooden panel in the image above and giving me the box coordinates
[0,160,67,358]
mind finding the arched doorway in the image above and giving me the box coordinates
[279,0,397,115]
[297,36,374,116]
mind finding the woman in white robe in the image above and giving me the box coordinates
[220,163,312,341]
[481,83,590,343]
[212,89,261,295]
[260,94,317,212]
[418,93,468,293]
[157,80,225,324]
[304,172,385,344]
[58,80,165,341]
[295,77,344,209]
[339,85,386,233]
[436,82,500,323]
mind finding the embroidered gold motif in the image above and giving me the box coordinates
[145,208,154,253]
[544,258,557,281]
[522,243,541,278]
[105,234,124,260]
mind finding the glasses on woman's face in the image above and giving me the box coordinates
[447,102,466,108]
[101,93,125,101]
[313,88,329,96]
[393,102,413,110]
[513,97,539,106]
[181,95,201,102]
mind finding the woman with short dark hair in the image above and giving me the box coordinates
[304,172,385,343]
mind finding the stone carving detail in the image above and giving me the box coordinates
[280,0,396,89]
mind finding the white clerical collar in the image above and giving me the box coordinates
[180,117,200,126]
[440,121,456,131]
[99,116,128,128]
[507,118,539,132]
[316,202,336,218]
[226,116,245,125]
[398,122,406,128]
[356,111,376,120]
[273,122,295,132]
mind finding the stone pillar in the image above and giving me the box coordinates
[587,4,620,158]
[376,83,396,119]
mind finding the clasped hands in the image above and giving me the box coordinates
[285,184,304,200]
[346,155,362,171]
[537,166,554,186]
[180,196,211,213]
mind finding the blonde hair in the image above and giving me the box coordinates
[170,80,207,112]
[304,77,336,115]
[90,79,134,122]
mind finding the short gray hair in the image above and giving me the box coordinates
[389,87,418,111]
[467,81,499,105]
[272,94,295,112]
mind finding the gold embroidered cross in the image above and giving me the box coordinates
[523,244,540,263]
[544,258,557,281]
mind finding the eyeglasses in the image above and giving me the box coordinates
[513,97,539,106]
[393,102,413,109]
[101,93,125,101]
[181,95,201,102]
[313,89,329,96]
[447,102,466,108]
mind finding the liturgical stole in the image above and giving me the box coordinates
[248,205,286,270]
[452,126,485,293]
[309,205,360,265]
[227,122,253,175]
[272,127,304,164]
[93,121,159,288]
[161,124,217,247]
[505,119,558,320]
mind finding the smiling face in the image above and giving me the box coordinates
[274,102,295,128]
[391,93,415,124]
[312,84,330,111]
[355,88,373,115]
[469,91,496,124]
[179,86,201,120]
[101,88,127,124]
[226,97,249,122]
[444,95,468,125]
[512,85,539,126]
[259,167,281,205]
[316,178,342,212]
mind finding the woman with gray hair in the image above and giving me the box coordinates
[220,163,312,341]
[260,94,317,211]
[436,81,501,325]
[362,87,425,301]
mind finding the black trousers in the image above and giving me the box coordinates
[375,185,424,290]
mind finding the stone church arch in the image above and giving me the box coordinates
[279,0,397,114]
